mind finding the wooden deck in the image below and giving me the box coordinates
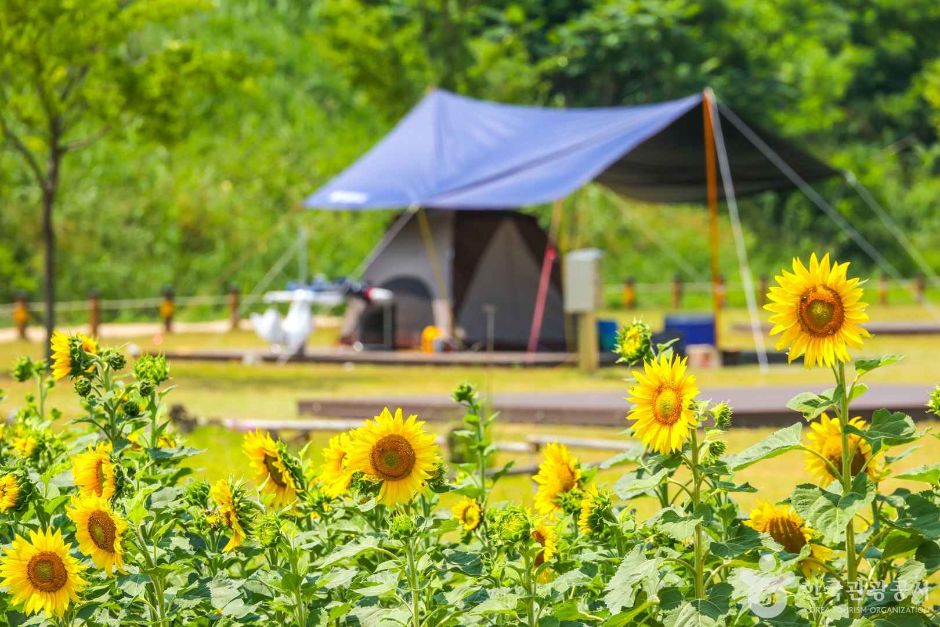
[163,347,586,367]
[298,385,934,428]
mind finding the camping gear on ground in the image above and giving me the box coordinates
[597,320,618,353]
[664,314,717,347]
[338,210,566,351]
[251,281,392,356]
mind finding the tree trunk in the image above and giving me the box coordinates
[42,136,61,359]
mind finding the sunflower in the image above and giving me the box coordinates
[0,475,21,513]
[50,331,98,380]
[318,432,355,498]
[66,495,127,574]
[71,443,117,500]
[765,253,870,368]
[243,430,300,508]
[346,408,439,506]
[805,414,884,484]
[10,434,37,458]
[210,479,249,552]
[627,353,700,455]
[531,522,557,567]
[451,497,482,532]
[615,321,652,364]
[746,501,832,577]
[532,443,581,515]
[0,528,86,618]
[578,485,612,536]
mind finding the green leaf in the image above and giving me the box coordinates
[599,443,645,469]
[650,507,701,543]
[614,469,669,500]
[879,531,923,561]
[472,587,520,615]
[604,546,660,614]
[552,600,596,621]
[791,482,874,544]
[895,464,940,484]
[318,536,380,568]
[354,571,398,597]
[915,541,940,572]
[855,354,902,377]
[785,392,834,420]
[711,525,763,558]
[726,423,803,471]
[443,549,483,576]
[845,409,918,454]
[895,493,940,539]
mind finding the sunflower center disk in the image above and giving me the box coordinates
[88,510,117,551]
[653,387,682,425]
[27,552,67,592]
[263,455,287,487]
[371,434,416,480]
[768,516,807,554]
[798,287,845,336]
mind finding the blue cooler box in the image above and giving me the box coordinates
[663,314,715,347]
[597,319,618,352]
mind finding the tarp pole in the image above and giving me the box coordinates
[708,89,769,372]
[527,198,564,354]
[703,90,722,351]
[416,207,452,338]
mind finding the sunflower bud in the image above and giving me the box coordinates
[928,386,940,418]
[134,354,169,385]
[12,357,34,383]
[711,402,733,430]
[74,378,92,398]
[578,487,614,536]
[492,505,531,545]
[122,400,142,418]
[426,462,450,493]
[708,440,727,458]
[102,349,126,371]
[184,479,211,508]
[0,471,29,513]
[452,383,477,405]
[615,321,653,365]
[556,488,584,517]
[138,379,155,397]
[255,512,283,548]
[389,511,417,539]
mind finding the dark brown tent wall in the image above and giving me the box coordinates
[595,101,837,203]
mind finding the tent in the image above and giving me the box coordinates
[305,89,838,357]
[340,210,565,350]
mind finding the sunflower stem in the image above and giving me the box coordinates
[521,548,538,627]
[689,427,705,600]
[835,361,860,617]
[404,536,421,627]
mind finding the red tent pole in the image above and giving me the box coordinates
[527,198,564,353]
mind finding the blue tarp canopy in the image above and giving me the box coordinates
[304,89,836,210]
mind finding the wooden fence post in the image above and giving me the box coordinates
[915,275,926,305]
[623,277,636,310]
[160,286,175,333]
[716,274,727,309]
[88,289,100,338]
[879,275,889,306]
[759,274,769,307]
[228,285,240,331]
[672,274,683,309]
[13,292,28,340]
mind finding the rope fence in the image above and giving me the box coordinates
[1,275,935,337]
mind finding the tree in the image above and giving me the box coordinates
[0,0,244,353]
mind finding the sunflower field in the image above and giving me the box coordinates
[0,253,939,626]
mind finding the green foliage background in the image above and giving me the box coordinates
[2,0,940,303]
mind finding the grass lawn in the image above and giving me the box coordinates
[1,303,937,521]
